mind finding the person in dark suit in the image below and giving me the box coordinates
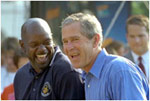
[124,15,149,80]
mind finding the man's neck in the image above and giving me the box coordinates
[83,48,102,73]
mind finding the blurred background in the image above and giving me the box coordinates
[0,1,149,99]
[1,1,149,46]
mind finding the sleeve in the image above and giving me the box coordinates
[56,71,85,100]
[109,70,147,100]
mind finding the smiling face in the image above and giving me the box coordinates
[62,22,99,72]
[20,19,54,73]
[126,24,149,55]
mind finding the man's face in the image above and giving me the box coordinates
[62,22,95,71]
[21,28,54,73]
[127,24,149,55]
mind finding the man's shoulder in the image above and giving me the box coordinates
[14,62,32,88]
[51,51,76,76]
[15,62,30,78]
[53,52,72,69]
[105,55,136,73]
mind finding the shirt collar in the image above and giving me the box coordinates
[29,63,44,76]
[131,51,139,64]
[131,50,149,64]
[49,46,61,66]
[82,48,108,79]
[142,50,149,64]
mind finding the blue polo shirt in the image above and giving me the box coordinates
[82,49,149,100]
[14,46,85,100]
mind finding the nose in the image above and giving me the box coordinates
[134,37,140,43]
[37,44,47,53]
[66,41,74,50]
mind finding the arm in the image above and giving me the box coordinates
[57,71,85,100]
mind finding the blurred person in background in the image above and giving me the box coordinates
[124,15,149,80]
[1,37,20,93]
[13,49,29,69]
[103,39,126,56]
[1,43,7,68]
[14,18,84,100]
[1,31,7,67]
[61,12,149,100]
[1,49,29,100]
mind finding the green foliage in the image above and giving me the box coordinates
[131,1,149,17]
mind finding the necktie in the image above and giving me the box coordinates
[138,56,146,75]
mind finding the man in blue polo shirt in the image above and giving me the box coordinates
[61,13,149,100]
[14,18,85,100]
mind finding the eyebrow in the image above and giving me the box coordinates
[63,36,80,39]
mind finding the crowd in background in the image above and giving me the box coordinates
[1,37,29,99]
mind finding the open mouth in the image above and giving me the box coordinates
[70,53,80,61]
[36,54,48,63]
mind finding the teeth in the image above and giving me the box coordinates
[37,54,47,58]
[71,53,78,56]
[70,53,79,58]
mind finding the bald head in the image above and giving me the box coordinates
[21,18,52,41]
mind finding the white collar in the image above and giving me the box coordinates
[49,46,61,66]
[131,50,149,64]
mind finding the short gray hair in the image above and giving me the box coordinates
[61,13,103,47]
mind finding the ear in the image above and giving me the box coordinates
[93,34,100,48]
[19,40,26,53]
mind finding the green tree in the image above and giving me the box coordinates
[131,1,149,17]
